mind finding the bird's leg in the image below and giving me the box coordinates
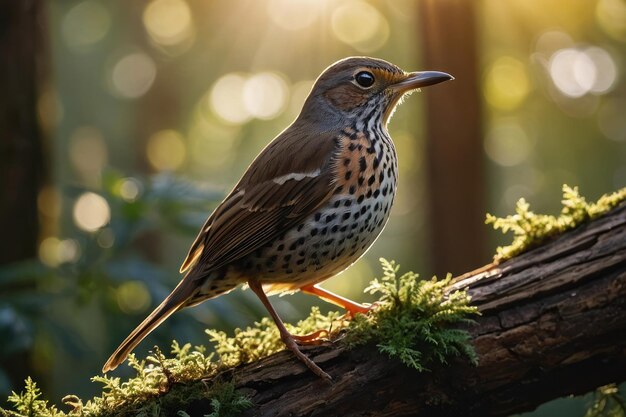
[248,278,332,381]
[300,284,375,318]
[291,329,329,343]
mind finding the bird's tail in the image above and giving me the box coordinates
[102,278,195,373]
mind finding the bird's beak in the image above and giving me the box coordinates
[390,71,454,93]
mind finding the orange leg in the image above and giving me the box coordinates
[300,284,374,317]
[291,329,329,343]
[248,279,331,381]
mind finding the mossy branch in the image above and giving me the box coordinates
[2,186,626,417]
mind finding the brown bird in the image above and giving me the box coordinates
[103,57,452,380]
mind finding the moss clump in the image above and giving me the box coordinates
[584,384,626,417]
[486,185,626,262]
[2,378,62,417]
[1,345,251,417]
[207,308,343,368]
[345,259,478,371]
[1,260,478,416]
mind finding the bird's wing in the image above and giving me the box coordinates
[180,126,340,276]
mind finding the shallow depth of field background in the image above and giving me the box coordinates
[1,0,625,414]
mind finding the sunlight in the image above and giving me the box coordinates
[596,0,626,41]
[116,178,142,202]
[110,52,157,99]
[143,0,194,47]
[266,0,324,31]
[146,129,187,171]
[484,56,530,110]
[243,72,289,120]
[210,73,251,124]
[69,126,108,185]
[62,0,110,51]
[116,281,151,314]
[549,47,617,98]
[287,80,314,119]
[188,111,239,174]
[39,237,81,267]
[73,192,111,232]
[484,120,533,167]
[331,0,389,52]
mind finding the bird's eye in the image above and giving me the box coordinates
[355,71,375,88]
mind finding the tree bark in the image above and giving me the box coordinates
[0,0,46,264]
[199,202,626,417]
[418,0,487,276]
[0,0,47,396]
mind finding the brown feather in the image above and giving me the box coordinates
[180,124,339,279]
[102,277,197,372]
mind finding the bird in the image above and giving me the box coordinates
[103,56,453,380]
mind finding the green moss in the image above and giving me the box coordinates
[11,183,624,415]
[585,384,626,417]
[345,259,478,370]
[486,185,626,262]
[1,259,478,416]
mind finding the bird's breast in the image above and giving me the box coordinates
[237,128,398,293]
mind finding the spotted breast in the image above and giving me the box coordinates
[240,124,397,294]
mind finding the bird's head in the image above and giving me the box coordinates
[300,56,453,128]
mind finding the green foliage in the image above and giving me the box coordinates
[2,378,61,417]
[0,260,477,416]
[207,307,342,368]
[0,171,226,399]
[1,343,251,417]
[585,384,626,417]
[345,259,479,371]
[486,185,626,262]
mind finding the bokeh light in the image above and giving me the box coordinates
[69,126,108,185]
[110,52,157,99]
[243,72,289,120]
[73,192,111,232]
[115,177,142,202]
[143,0,195,48]
[39,237,81,267]
[146,129,187,171]
[97,228,115,248]
[116,281,151,314]
[484,56,530,111]
[585,47,618,94]
[288,80,314,119]
[37,86,63,134]
[535,30,573,55]
[484,120,533,167]
[331,0,389,52]
[267,0,323,30]
[596,0,626,41]
[37,186,61,220]
[62,0,110,51]
[209,73,251,124]
[188,111,239,173]
[548,47,617,98]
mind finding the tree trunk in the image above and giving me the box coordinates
[0,0,47,396]
[418,0,487,276]
[0,0,46,264]
[206,202,625,417]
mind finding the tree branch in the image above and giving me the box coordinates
[204,203,626,417]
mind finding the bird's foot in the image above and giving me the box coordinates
[281,332,332,381]
[291,329,329,345]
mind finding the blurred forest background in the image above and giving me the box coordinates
[0,0,624,415]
